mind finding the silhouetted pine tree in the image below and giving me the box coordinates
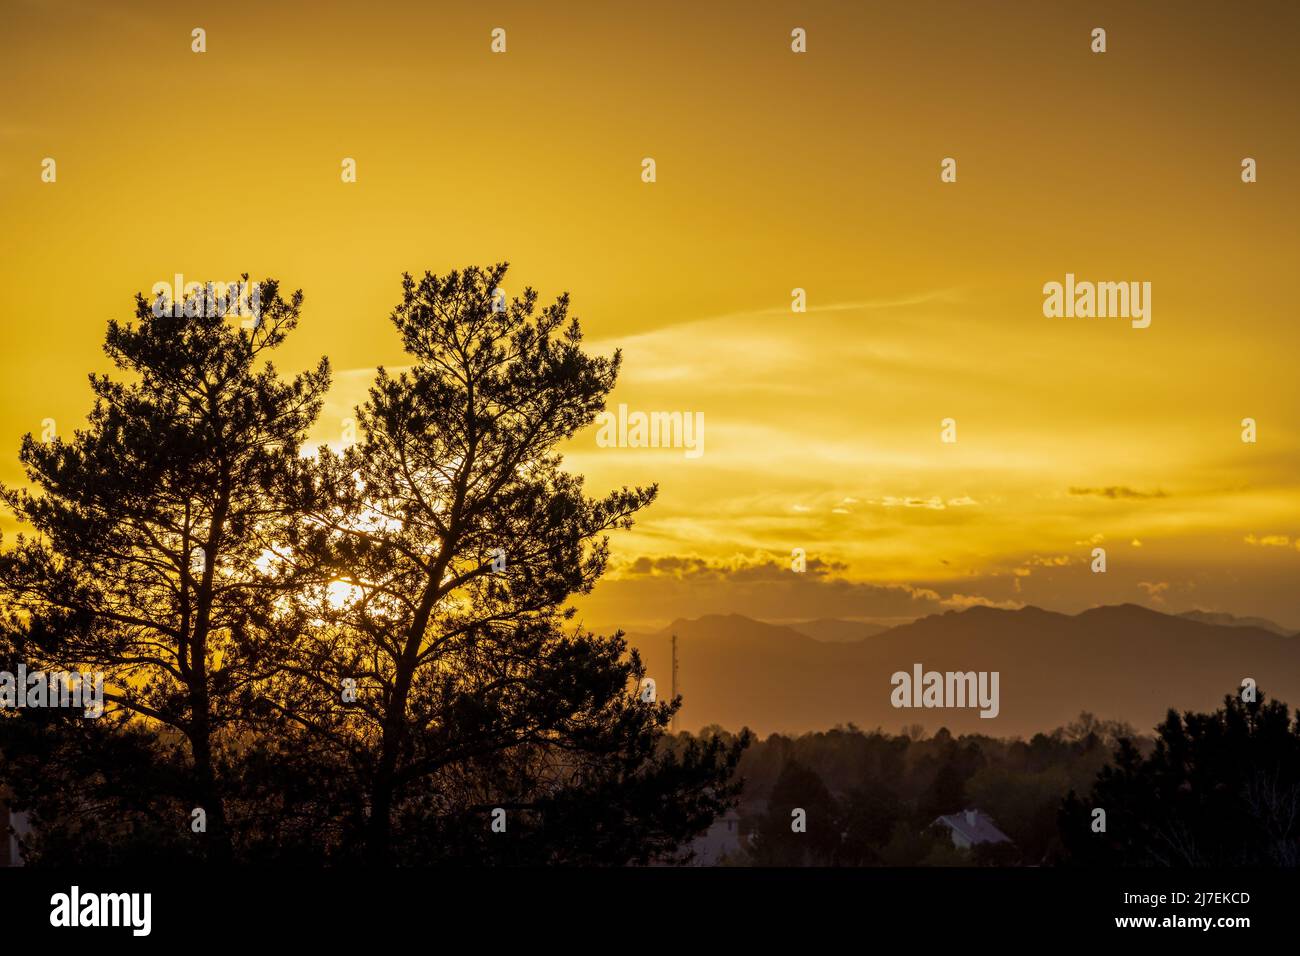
[275,264,745,863]
[0,281,329,862]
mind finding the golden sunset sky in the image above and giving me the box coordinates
[2,0,1297,631]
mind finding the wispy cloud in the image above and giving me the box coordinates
[1069,486,1169,500]
[1244,533,1291,547]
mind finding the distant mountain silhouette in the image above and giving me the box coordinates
[785,618,890,642]
[628,605,1300,737]
[1177,609,1296,637]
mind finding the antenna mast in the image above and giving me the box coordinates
[671,632,679,734]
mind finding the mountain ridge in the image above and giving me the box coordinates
[628,604,1299,737]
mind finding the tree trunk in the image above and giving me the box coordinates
[187,477,231,863]
[366,576,441,864]
[189,715,232,864]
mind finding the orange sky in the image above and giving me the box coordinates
[2,0,1297,631]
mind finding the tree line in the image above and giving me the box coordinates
[685,692,1300,867]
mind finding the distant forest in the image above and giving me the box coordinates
[668,690,1300,867]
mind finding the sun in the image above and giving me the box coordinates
[326,579,361,610]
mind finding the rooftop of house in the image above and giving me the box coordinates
[933,808,1012,846]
